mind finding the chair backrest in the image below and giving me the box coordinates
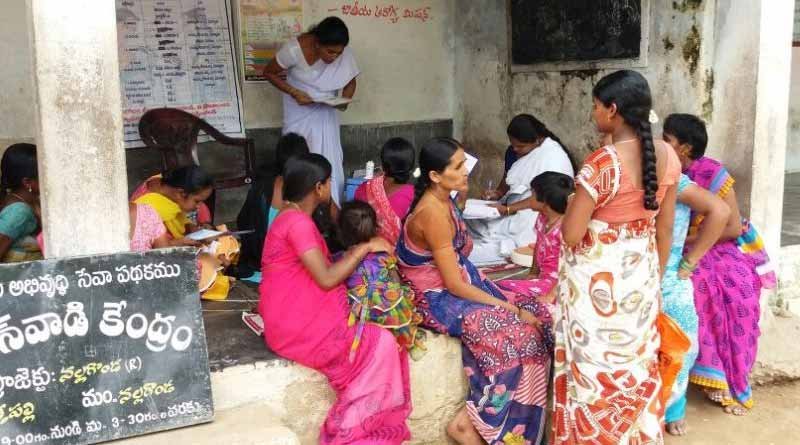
[138,107,255,187]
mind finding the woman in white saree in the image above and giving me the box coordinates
[468,114,575,265]
[263,17,359,207]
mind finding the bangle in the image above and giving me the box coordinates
[506,206,512,216]
[678,257,697,272]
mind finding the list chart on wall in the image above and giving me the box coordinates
[116,0,246,148]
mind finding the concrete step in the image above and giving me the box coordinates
[111,403,299,445]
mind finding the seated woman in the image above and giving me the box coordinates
[0,143,42,263]
[496,171,574,311]
[134,165,214,239]
[354,137,415,244]
[236,133,310,277]
[259,153,411,444]
[134,165,233,298]
[396,137,552,445]
[467,114,575,265]
[131,171,212,227]
[664,113,777,416]
[336,200,426,360]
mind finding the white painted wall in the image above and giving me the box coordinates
[0,0,455,147]
[0,0,35,148]
[787,47,800,173]
[239,0,455,128]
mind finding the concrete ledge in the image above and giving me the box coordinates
[112,403,300,445]
[112,331,465,444]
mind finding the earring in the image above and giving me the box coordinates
[27,187,32,193]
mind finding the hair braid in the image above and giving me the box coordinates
[637,120,659,211]
[408,174,429,215]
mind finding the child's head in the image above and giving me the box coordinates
[662,113,708,161]
[337,201,377,249]
[381,137,416,184]
[276,133,310,175]
[530,171,575,215]
[162,165,214,212]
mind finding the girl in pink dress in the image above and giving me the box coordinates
[259,153,411,444]
[354,137,416,245]
[496,171,574,311]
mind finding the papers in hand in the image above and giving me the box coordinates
[462,199,501,219]
[315,96,353,107]
[451,152,479,199]
[186,229,254,242]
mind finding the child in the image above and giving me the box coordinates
[337,201,426,360]
[496,171,574,311]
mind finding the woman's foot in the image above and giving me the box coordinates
[666,419,688,436]
[704,388,726,405]
[723,403,749,416]
[446,407,485,445]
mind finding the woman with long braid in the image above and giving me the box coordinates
[551,70,681,444]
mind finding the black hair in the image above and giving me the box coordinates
[162,165,214,195]
[507,114,577,173]
[276,133,310,175]
[663,113,708,160]
[309,16,349,47]
[530,171,575,214]
[381,137,415,184]
[1,143,37,192]
[593,70,659,211]
[337,201,377,248]
[409,137,461,213]
[282,153,332,203]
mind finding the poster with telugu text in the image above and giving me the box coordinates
[116,0,245,148]
[237,0,303,82]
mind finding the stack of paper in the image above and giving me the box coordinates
[462,199,501,219]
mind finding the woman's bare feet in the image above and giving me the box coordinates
[446,407,485,445]
[723,403,749,416]
[666,419,688,436]
[704,388,726,405]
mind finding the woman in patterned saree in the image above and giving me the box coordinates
[552,70,680,444]
[663,113,777,416]
[397,137,553,445]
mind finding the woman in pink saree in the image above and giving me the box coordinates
[259,153,411,444]
[354,137,416,245]
[663,114,776,416]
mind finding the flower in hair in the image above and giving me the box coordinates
[649,109,659,124]
[412,167,421,178]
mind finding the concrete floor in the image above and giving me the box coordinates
[783,172,800,246]
[665,382,800,445]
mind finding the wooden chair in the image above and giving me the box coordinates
[138,108,255,221]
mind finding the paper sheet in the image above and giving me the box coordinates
[462,199,501,219]
[451,152,479,199]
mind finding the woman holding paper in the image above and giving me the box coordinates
[467,114,575,265]
[263,16,358,207]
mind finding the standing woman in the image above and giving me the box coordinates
[552,70,681,444]
[259,153,411,444]
[263,16,359,207]
[663,113,776,416]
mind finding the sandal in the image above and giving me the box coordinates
[704,388,726,404]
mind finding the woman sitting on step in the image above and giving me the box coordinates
[258,153,411,444]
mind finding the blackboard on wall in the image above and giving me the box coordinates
[0,249,212,445]
[510,0,643,65]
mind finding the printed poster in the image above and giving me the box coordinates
[116,0,246,148]
[237,0,303,82]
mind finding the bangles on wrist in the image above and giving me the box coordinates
[678,257,697,273]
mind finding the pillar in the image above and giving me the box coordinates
[27,0,130,258]
[709,0,794,259]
